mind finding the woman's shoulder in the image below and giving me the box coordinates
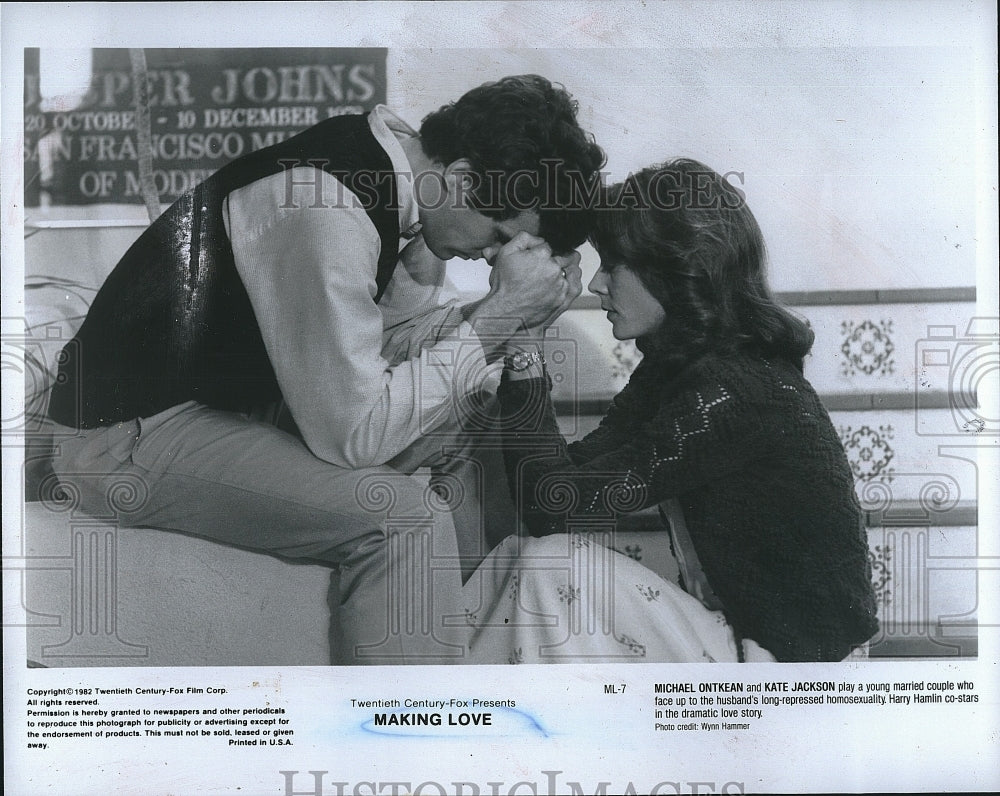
[617,349,819,421]
[674,348,801,390]
[660,349,824,417]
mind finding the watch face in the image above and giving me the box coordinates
[505,351,541,371]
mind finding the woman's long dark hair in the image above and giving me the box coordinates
[589,159,814,371]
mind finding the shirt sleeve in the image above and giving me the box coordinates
[377,236,466,366]
[496,365,773,536]
[224,168,500,468]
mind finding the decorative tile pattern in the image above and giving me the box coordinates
[839,423,896,482]
[839,319,896,376]
[868,543,892,607]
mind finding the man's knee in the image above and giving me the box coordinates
[327,471,450,559]
[46,431,151,521]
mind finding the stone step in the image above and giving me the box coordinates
[25,222,145,290]
[541,302,991,415]
[602,500,978,534]
[18,493,979,665]
[800,304,993,400]
[866,525,979,647]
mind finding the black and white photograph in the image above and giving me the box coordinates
[3,2,998,793]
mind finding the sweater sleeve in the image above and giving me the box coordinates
[562,371,650,464]
[497,361,774,536]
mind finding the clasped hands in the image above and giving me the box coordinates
[468,232,583,345]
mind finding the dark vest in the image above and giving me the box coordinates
[48,113,401,428]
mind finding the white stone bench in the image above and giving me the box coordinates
[19,500,336,667]
[17,490,686,668]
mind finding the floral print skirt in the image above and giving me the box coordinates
[458,533,771,664]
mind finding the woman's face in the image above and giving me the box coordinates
[588,259,667,340]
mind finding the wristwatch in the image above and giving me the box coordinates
[503,350,545,372]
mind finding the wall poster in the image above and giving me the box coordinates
[23,47,387,207]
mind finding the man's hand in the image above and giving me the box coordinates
[467,232,582,339]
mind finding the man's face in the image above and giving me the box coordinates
[417,161,541,262]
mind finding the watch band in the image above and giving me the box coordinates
[503,350,545,372]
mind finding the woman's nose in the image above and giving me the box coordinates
[588,269,608,295]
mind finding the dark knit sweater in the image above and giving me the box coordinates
[497,350,879,662]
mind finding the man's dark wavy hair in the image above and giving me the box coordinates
[420,74,606,253]
[589,159,814,371]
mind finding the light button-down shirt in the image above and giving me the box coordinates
[221,106,500,468]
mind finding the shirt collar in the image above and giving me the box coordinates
[368,105,422,245]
